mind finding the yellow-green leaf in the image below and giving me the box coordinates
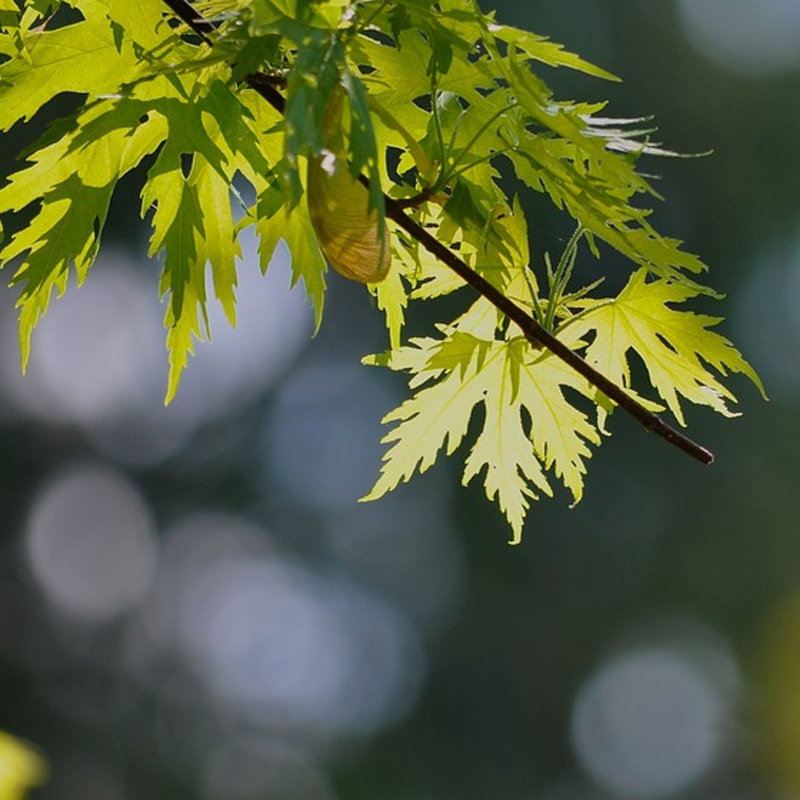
[564,269,765,426]
[0,731,47,800]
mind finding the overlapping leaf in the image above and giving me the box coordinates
[0,99,167,363]
[0,0,763,540]
[0,0,146,132]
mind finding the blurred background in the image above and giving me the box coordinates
[2,1,800,798]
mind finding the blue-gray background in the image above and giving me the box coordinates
[2,1,800,798]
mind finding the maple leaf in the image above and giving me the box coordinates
[364,329,601,543]
[0,0,145,132]
[0,99,165,365]
[254,168,328,330]
[371,226,416,350]
[135,70,292,396]
[155,174,209,403]
[562,269,765,426]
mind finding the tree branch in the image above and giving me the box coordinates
[159,0,715,466]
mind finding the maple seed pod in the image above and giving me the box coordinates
[307,90,391,284]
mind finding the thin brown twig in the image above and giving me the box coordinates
[160,0,715,466]
[391,185,438,210]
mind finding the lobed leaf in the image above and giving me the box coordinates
[0,0,765,541]
[366,326,601,542]
[0,0,145,132]
[562,269,765,426]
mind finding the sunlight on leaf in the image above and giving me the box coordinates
[563,269,765,427]
[0,0,764,540]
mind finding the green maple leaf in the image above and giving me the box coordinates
[0,0,145,132]
[192,159,239,329]
[156,175,208,402]
[561,269,765,426]
[364,328,601,543]
[371,228,414,350]
[138,80,241,398]
[486,22,618,80]
[255,176,328,330]
[143,120,250,401]
[0,98,165,365]
[105,0,180,51]
[2,175,112,363]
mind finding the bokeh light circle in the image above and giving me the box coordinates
[0,256,162,426]
[0,237,311,466]
[263,361,402,511]
[571,643,729,797]
[140,512,426,741]
[25,463,157,623]
[734,241,800,401]
[677,0,800,77]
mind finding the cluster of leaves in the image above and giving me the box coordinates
[0,0,761,541]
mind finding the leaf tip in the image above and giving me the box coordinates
[359,487,382,503]
[507,528,523,545]
[164,378,179,406]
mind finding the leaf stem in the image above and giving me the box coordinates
[430,80,448,177]
[443,102,518,185]
[544,224,583,331]
[160,0,715,466]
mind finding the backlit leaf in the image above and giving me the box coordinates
[563,269,765,426]
[0,0,763,540]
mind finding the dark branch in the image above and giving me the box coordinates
[160,0,215,41]
[159,0,715,466]
[390,185,438,210]
[384,203,714,464]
